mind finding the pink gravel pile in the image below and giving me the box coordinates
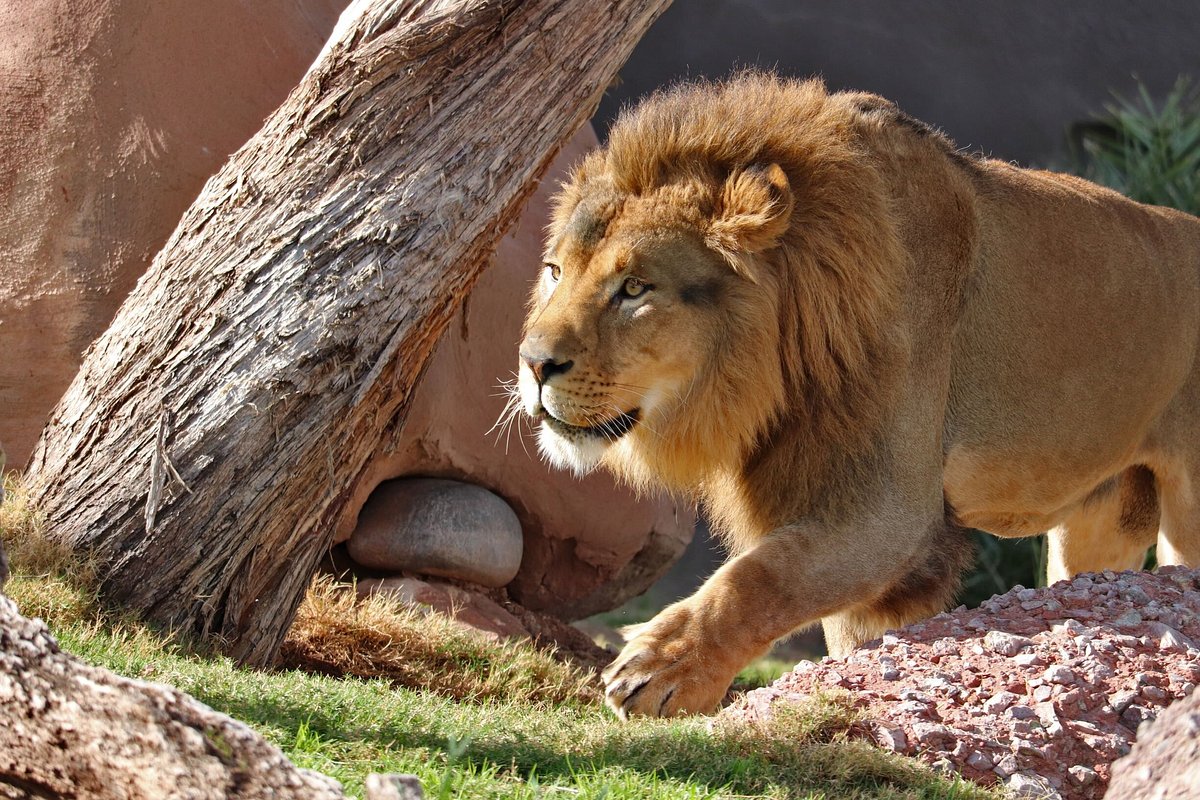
[722,566,1200,800]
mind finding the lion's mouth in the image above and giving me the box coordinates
[539,407,641,440]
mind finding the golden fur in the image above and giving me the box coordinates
[517,73,1200,718]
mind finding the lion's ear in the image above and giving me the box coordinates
[706,163,793,267]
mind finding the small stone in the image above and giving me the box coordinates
[880,667,900,681]
[1012,738,1047,759]
[1109,690,1139,713]
[1043,665,1075,685]
[1035,701,1064,736]
[1053,619,1087,635]
[1114,609,1143,628]
[966,751,994,771]
[873,724,908,753]
[983,691,1018,714]
[1141,685,1168,703]
[348,478,523,588]
[911,722,953,745]
[1147,622,1195,652]
[1008,705,1036,720]
[985,630,1034,656]
[1016,587,1038,601]
[1032,684,1054,702]
[1009,772,1062,799]
[1013,651,1045,667]
[994,753,1020,778]
[1068,765,1097,786]
[365,773,425,800]
[895,700,931,716]
[1120,585,1151,605]
[1121,704,1157,730]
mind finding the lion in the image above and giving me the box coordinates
[516,73,1200,719]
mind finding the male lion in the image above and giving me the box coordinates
[517,74,1200,718]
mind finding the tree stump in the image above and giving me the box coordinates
[23,0,671,666]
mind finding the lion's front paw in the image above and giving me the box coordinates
[601,605,737,719]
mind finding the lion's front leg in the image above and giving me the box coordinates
[602,515,964,719]
[602,595,748,719]
[602,528,855,719]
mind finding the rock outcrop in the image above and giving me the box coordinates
[0,0,349,467]
[723,567,1200,800]
[0,594,354,799]
[1106,684,1200,800]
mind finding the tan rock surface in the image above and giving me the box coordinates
[1106,683,1200,800]
[0,0,348,466]
[0,594,350,799]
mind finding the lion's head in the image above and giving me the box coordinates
[518,75,905,506]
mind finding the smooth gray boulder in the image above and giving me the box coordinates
[348,478,523,588]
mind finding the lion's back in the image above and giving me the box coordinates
[944,157,1200,534]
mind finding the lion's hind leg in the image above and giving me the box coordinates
[1155,463,1200,567]
[1045,466,1158,585]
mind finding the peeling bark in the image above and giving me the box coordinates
[23,0,671,665]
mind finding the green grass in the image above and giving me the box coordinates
[2,475,999,800]
[9,576,997,800]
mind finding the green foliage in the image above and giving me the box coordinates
[1070,77,1200,214]
[958,532,1045,609]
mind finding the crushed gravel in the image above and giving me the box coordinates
[722,566,1200,800]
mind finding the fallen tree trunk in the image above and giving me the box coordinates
[23,0,671,666]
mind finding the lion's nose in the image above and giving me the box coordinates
[520,349,574,384]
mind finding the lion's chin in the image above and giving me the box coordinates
[536,422,610,476]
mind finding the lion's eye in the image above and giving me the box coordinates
[545,263,561,282]
[619,276,649,299]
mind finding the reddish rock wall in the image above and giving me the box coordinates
[0,0,348,465]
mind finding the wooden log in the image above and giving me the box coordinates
[23,0,671,665]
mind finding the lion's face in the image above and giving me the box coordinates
[519,161,794,479]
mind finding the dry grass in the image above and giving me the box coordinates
[0,472,103,625]
[280,575,602,706]
[0,472,91,579]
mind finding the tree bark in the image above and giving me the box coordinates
[23,0,671,666]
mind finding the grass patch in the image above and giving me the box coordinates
[1,475,1000,799]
